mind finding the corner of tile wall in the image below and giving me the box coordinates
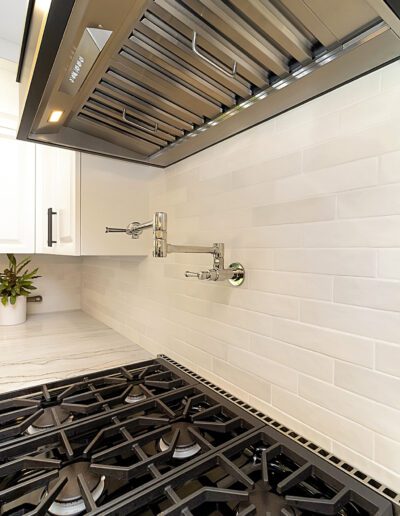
[81,60,400,491]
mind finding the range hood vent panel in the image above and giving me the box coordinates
[17,0,400,167]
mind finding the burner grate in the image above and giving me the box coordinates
[0,356,397,516]
[99,428,393,516]
[0,382,262,515]
[0,359,196,446]
[158,354,400,510]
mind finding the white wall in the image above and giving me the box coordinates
[81,61,400,491]
[1,254,82,313]
[0,1,28,62]
[0,38,20,63]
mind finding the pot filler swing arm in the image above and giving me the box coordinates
[106,211,244,286]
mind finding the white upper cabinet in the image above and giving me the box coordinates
[0,59,155,257]
[0,59,35,254]
[35,145,81,255]
[80,154,156,256]
[35,150,156,256]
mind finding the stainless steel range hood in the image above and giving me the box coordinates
[17,0,400,168]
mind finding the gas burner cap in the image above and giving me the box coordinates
[159,422,201,460]
[47,462,105,516]
[125,384,146,404]
[27,406,73,435]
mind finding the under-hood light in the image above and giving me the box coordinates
[272,79,290,90]
[48,110,64,123]
[255,91,268,100]
[293,67,312,79]
[36,0,52,14]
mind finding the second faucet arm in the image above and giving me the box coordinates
[167,244,217,255]
[133,220,153,231]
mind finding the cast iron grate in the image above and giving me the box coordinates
[158,354,400,509]
[0,359,195,444]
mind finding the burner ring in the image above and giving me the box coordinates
[47,462,105,516]
[48,477,105,516]
[125,384,147,404]
[27,406,73,435]
[159,422,202,460]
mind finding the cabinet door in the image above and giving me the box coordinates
[0,127,35,254]
[81,153,155,255]
[35,145,80,255]
[0,59,35,254]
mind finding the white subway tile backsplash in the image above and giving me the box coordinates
[168,337,213,370]
[228,288,299,319]
[334,361,400,411]
[232,151,301,189]
[232,224,304,248]
[271,386,374,457]
[213,358,271,401]
[253,196,336,226]
[378,249,400,279]
[227,347,298,393]
[301,299,400,343]
[184,327,228,360]
[168,307,251,351]
[82,62,400,490]
[338,184,400,218]
[274,249,377,277]
[375,342,400,378]
[275,70,381,129]
[251,271,333,300]
[334,277,400,312]
[332,441,400,494]
[210,302,272,337]
[339,86,400,132]
[250,334,333,382]
[303,117,400,173]
[380,150,400,184]
[271,318,374,367]
[304,216,400,248]
[381,60,400,91]
[266,157,379,205]
[375,435,400,475]
[248,394,333,451]
[228,248,274,270]
[299,376,400,442]
[273,112,341,152]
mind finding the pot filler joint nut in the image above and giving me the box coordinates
[105,212,245,287]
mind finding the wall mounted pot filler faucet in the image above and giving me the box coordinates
[106,212,245,286]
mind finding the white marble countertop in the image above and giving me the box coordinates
[0,310,152,394]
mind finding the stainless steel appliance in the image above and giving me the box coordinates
[0,356,398,515]
[17,0,400,167]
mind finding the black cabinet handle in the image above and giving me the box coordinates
[47,208,57,247]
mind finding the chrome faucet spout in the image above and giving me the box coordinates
[106,212,245,286]
[167,244,216,255]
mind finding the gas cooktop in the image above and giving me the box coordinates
[0,356,397,516]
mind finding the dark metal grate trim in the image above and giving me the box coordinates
[158,354,400,509]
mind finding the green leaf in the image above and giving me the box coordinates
[6,254,16,267]
[23,268,39,280]
[16,257,31,274]
[1,296,7,306]
[1,256,39,299]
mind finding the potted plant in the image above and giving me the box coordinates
[0,254,40,326]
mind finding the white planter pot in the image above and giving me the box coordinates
[0,296,27,326]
